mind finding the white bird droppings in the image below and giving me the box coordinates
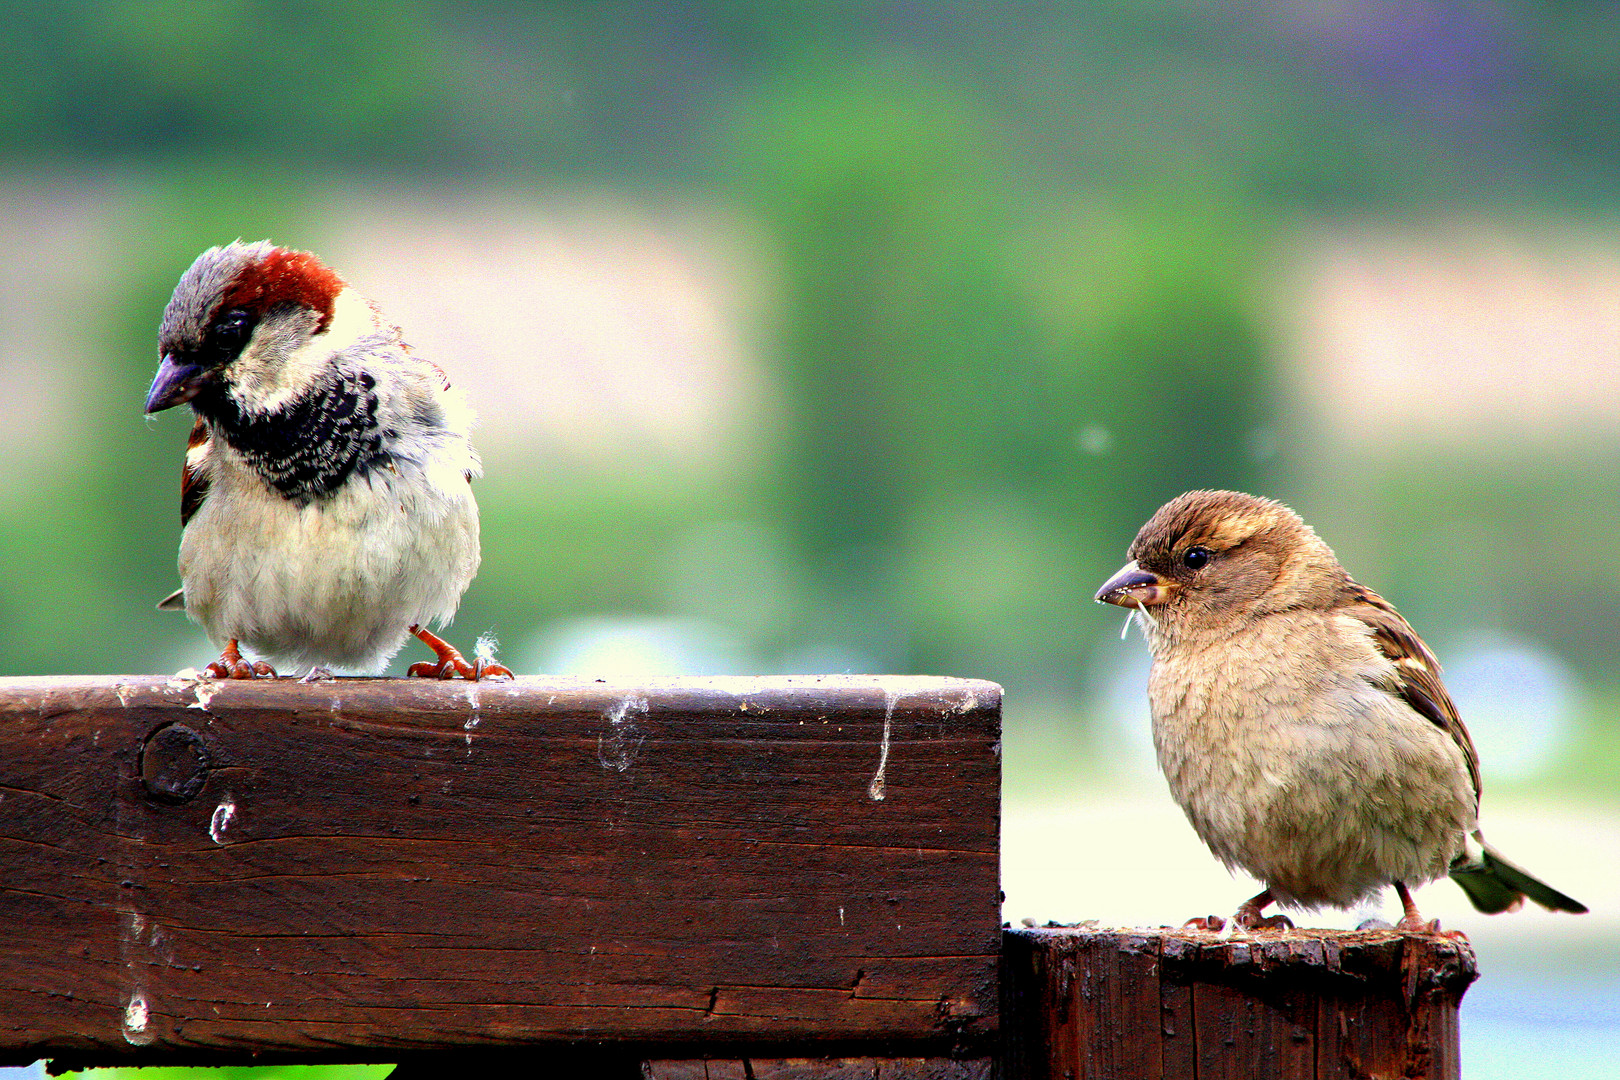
[597,696,649,772]
[188,680,218,711]
[868,691,898,801]
[209,799,236,845]
[464,685,482,749]
[867,678,978,801]
[122,993,149,1042]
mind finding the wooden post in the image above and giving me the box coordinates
[0,676,1480,1077]
[0,675,1001,1071]
[1001,927,1477,1080]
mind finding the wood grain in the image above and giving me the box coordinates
[1003,927,1476,1080]
[643,1058,993,1079]
[0,675,1001,1067]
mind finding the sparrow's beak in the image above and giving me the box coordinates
[1095,560,1180,608]
[145,355,208,413]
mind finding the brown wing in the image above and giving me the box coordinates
[180,418,212,527]
[1340,584,1481,804]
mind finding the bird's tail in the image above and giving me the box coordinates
[1449,832,1587,915]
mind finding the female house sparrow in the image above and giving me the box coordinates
[145,241,511,681]
[1096,490,1585,931]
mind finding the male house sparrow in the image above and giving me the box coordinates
[1097,490,1585,931]
[145,241,511,681]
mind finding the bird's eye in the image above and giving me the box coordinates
[1183,546,1211,570]
[208,308,256,358]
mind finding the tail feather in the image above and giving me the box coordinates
[1450,835,1587,915]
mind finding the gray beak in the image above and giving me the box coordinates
[145,355,208,413]
[1095,560,1180,608]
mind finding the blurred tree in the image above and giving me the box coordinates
[735,63,1272,684]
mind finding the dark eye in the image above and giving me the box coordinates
[208,308,256,358]
[1183,546,1211,570]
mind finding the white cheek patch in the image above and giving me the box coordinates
[228,289,377,413]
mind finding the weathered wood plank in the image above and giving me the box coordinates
[1079,932,1162,1080]
[1311,932,1472,1080]
[0,675,1001,1066]
[1157,937,1196,1079]
[1002,927,1476,1080]
[1186,941,1315,1080]
[643,1058,993,1079]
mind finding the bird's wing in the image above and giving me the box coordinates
[180,417,212,527]
[155,419,211,610]
[1342,585,1482,804]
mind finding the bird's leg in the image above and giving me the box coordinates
[406,625,513,680]
[1393,882,1440,933]
[203,639,276,680]
[1233,888,1295,930]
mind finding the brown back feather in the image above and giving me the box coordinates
[1339,584,1482,805]
[180,419,211,527]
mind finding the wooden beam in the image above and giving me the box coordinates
[1001,927,1477,1080]
[643,1057,993,1079]
[0,675,1001,1068]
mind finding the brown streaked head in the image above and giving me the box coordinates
[1097,490,1348,629]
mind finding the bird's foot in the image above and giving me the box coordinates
[1230,889,1292,931]
[1234,909,1295,931]
[1183,915,1226,932]
[1392,881,1439,934]
[203,639,276,680]
[300,666,337,684]
[407,625,513,681]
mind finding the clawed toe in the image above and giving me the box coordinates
[1184,907,1292,933]
[472,658,513,680]
[1392,882,1439,935]
[408,656,514,681]
[205,659,274,679]
[1231,889,1291,931]
[203,640,276,680]
[1238,912,1294,930]
[407,625,512,680]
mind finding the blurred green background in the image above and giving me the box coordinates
[2,2,1617,1077]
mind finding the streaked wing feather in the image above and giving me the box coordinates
[180,418,211,527]
[1342,584,1482,803]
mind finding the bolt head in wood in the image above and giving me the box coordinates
[140,722,212,804]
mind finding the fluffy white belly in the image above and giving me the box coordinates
[177,463,479,673]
